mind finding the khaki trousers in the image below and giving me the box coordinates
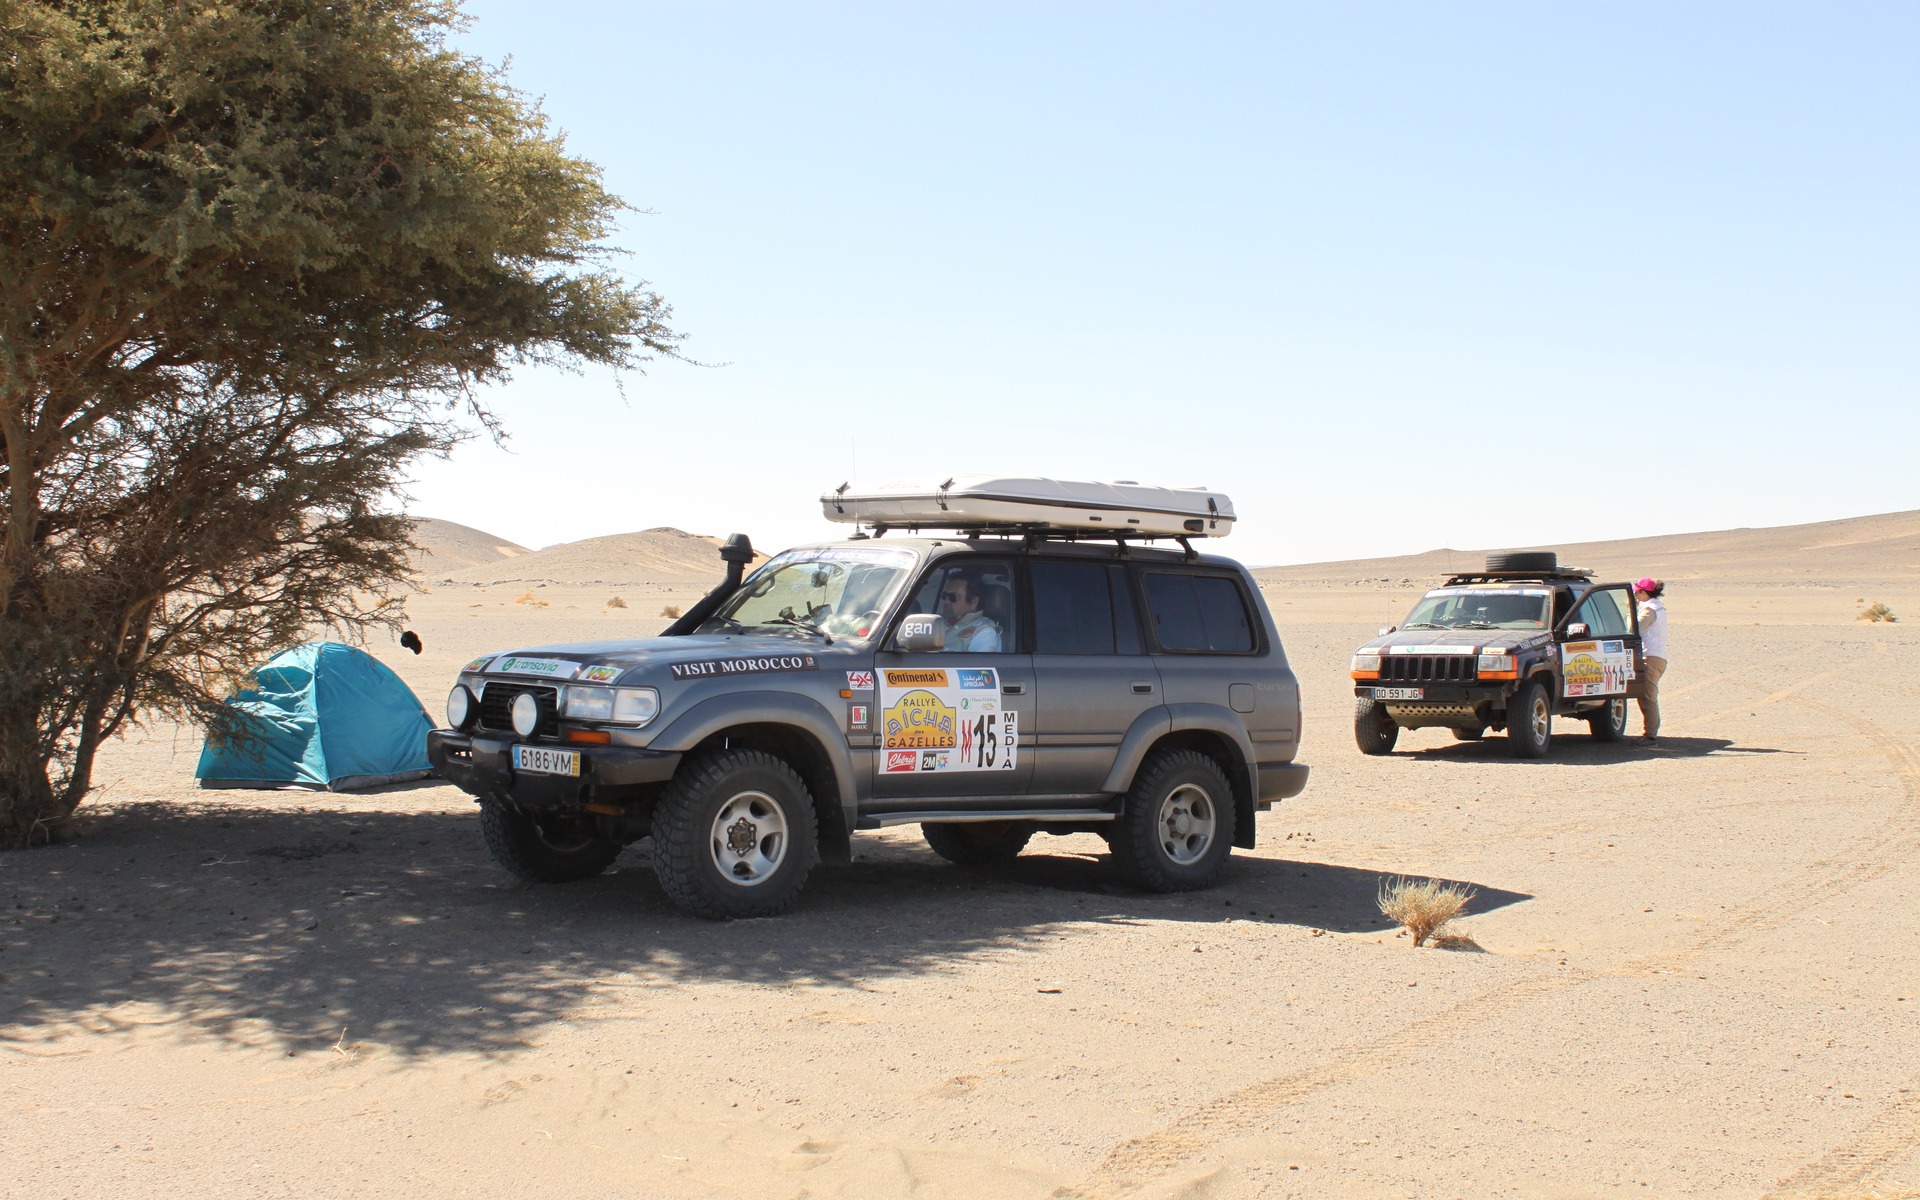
[1638,656,1668,737]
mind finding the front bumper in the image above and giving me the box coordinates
[1355,682,1512,706]
[427,729,682,807]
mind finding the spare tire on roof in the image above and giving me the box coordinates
[1486,551,1558,573]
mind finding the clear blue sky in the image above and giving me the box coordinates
[405,1,1918,566]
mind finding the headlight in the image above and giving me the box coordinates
[1477,652,1516,672]
[1350,654,1381,676]
[446,685,474,730]
[563,685,660,727]
[511,692,541,737]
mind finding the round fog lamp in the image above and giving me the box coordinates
[446,685,473,730]
[511,691,541,737]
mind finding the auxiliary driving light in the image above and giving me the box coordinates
[511,691,542,737]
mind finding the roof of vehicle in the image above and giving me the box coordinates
[1439,568,1596,587]
[780,533,1249,570]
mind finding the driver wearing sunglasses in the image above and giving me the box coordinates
[937,570,1001,652]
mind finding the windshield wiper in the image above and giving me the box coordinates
[1403,622,1446,630]
[708,615,747,634]
[770,615,834,644]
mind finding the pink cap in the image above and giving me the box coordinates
[1635,577,1658,593]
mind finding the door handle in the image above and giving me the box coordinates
[1131,682,1155,694]
[1001,682,1026,695]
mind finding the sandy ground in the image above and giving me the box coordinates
[5,569,1920,1199]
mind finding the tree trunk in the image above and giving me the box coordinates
[0,753,71,849]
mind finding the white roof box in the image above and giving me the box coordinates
[821,475,1234,539]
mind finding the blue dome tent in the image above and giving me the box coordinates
[195,642,436,791]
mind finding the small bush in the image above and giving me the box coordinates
[606,596,628,609]
[1858,602,1897,623]
[660,604,682,618]
[1378,876,1476,947]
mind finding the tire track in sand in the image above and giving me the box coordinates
[1061,673,1920,1200]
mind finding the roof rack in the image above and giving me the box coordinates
[1442,568,1595,586]
[865,523,1204,560]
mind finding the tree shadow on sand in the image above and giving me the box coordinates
[0,797,1528,1057]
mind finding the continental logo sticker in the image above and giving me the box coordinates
[884,669,949,687]
[883,689,956,749]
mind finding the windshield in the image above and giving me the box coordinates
[698,547,916,639]
[1400,589,1549,631]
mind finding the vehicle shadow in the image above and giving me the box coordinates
[0,798,1529,1057]
[1405,735,1793,762]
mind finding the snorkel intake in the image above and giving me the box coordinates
[662,533,756,636]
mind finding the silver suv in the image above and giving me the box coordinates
[428,533,1309,918]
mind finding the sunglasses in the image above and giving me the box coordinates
[941,591,966,603]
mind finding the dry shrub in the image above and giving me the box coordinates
[1858,602,1897,623]
[606,596,628,609]
[513,590,537,605]
[660,604,681,618]
[1378,876,1476,947]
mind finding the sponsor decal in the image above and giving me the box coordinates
[1426,587,1551,598]
[1561,639,1632,697]
[1387,645,1477,655]
[495,656,577,678]
[885,750,918,773]
[670,654,819,679]
[846,670,876,691]
[462,656,494,674]
[884,668,949,687]
[578,665,623,684]
[848,704,869,729]
[878,667,1017,773]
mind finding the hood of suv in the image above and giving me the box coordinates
[1355,628,1551,655]
[467,632,848,685]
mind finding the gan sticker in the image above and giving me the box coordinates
[578,665,623,684]
[494,656,578,679]
[670,654,819,680]
[1561,639,1633,697]
[846,670,876,691]
[879,666,1017,773]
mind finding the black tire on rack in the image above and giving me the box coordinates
[1485,551,1558,573]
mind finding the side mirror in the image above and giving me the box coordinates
[1378,625,1397,636]
[894,614,946,652]
[1565,622,1589,639]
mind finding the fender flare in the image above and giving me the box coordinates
[1101,704,1261,849]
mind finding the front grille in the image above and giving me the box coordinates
[1380,655,1477,683]
[480,682,560,738]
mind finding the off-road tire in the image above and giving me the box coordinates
[1451,726,1485,741]
[1354,697,1399,755]
[1587,698,1629,742]
[922,821,1035,865]
[1486,551,1558,573]
[1109,749,1235,892]
[479,801,621,883]
[1507,678,1553,759]
[652,748,818,919]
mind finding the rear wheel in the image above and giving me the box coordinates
[479,801,621,883]
[652,749,819,919]
[922,821,1035,865]
[1354,697,1400,755]
[1506,678,1553,759]
[1587,698,1629,742]
[1110,749,1235,892]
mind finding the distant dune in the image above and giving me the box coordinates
[407,518,531,576]
[411,522,767,585]
[1255,509,1920,588]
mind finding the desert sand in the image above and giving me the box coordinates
[4,511,1919,1199]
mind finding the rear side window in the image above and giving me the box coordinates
[1141,571,1257,653]
[1032,561,1117,654]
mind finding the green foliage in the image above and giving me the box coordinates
[0,0,679,844]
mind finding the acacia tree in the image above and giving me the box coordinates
[0,0,678,845]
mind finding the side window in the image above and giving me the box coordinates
[1032,561,1117,655]
[1109,565,1143,655]
[899,561,1019,653]
[1575,588,1631,637]
[1141,571,1257,653]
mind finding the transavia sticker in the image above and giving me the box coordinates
[578,665,623,684]
[494,656,578,678]
[1561,639,1633,696]
[846,670,876,690]
[670,654,819,680]
[879,666,1017,772]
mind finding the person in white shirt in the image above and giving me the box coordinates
[1634,577,1669,744]
[937,571,1002,653]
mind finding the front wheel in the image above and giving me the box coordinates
[1506,678,1553,759]
[652,749,819,919]
[1354,697,1399,755]
[479,801,621,883]
[1109,749,1235,892]
[922,821,1034,865]
[1587,698,1629,742]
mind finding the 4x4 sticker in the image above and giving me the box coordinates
[495,656,578,678]
[846,670,875,690]
[670,654,819,679]
[879,667,1018,772]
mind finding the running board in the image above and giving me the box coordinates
[860,808,1117,828]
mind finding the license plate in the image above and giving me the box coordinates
[1373,687,1424,700]
[513,745,581,777]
